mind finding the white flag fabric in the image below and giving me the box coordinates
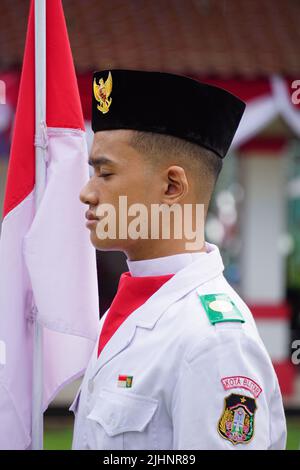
[0,0,99,449]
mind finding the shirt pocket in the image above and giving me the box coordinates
[86,387,159,450]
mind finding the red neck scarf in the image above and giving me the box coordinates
[97,271,174,358]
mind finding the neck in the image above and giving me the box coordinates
[124,240,207,261]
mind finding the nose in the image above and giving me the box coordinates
[79,181,98,206]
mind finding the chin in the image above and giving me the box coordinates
[89,231,124,251]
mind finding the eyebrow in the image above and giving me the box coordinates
[88,156,114,167]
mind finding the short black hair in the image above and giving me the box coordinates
[129,130,223,200]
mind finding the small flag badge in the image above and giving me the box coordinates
[118,375,133,388]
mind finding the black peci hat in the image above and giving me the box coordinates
[92,69,245,159]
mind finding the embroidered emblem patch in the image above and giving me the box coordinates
[218,393,257,445]
[118,375,133,388]
[93,71,113,114]
[198,293,245,325]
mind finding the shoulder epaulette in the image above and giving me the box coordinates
[198,293,245,325]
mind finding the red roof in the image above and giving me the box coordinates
[0,0,299,77]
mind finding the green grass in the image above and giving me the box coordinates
[44,426,73,450]
[286,418,300,450]
[44,417,300,450]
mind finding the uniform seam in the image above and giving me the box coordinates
[170,331,214,419]
[170,355,191,447]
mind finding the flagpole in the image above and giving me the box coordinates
[32,0,46,450]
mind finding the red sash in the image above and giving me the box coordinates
[97,271,174,358]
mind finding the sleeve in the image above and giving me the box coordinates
[171,324,287,450]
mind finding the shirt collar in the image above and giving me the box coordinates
[90,241,224,377]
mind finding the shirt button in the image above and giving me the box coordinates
[88,379,94,393]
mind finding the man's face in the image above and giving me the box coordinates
[80,129,157,250]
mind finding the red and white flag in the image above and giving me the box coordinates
[0,0,99,449]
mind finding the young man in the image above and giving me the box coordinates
[70,70,287,450]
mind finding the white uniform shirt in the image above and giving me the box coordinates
[70,242,287,450]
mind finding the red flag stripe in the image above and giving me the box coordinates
[3,0,85,219]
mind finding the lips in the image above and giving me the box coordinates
[85,210,99,221]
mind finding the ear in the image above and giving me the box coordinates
[162,165,189,204]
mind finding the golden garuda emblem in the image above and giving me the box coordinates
[93,71,113,114]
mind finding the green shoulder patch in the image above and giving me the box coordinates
[198,293,245,325]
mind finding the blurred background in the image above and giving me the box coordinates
[0,0,300,449]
